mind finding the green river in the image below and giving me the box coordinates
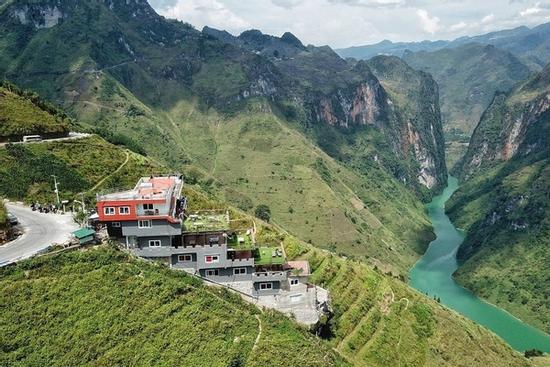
[410,176,550,353]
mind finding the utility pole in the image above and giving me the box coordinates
[52,175,60,205]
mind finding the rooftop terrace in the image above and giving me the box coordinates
[227,231,254,250]
[254,247,285,266]
[97,175,183,202]
[182,210,230,233]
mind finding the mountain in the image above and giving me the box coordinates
[448,64,550,333]
[402,44,532,166]
[0,81,529,366]
[0,0,448,273]
[201,27,448,196]
[336,22,550,70]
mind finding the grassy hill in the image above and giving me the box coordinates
[0,118,531,366]
[448,65,550,333]
[281,239,529,366]
[0,82,70,140]
[402,44,531,167]
[0,135,163,204]
[0,0,447,273]
[0,246,347,367]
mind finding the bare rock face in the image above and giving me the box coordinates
[10,4,65,28]
[456,87,550,180]
[313,81,387,128]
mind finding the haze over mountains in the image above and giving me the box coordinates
[1,0,550,365]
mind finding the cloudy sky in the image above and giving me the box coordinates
[148,0,550,48]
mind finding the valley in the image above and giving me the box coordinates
[0,0,549,365]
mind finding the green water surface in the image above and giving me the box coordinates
[410,176,550,352]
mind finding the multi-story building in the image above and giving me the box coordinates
[97,176,329,324]
[96,175,185,252]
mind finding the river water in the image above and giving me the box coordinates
[409,176,550,353]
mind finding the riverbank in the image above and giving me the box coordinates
[409,176,550,353]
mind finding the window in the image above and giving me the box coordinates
[112,222,121,228]
[143,203,154,210]
[206,269,219,276]
[205,254,220,264]
[290,279,299,286]
[104,207,115,215]
[259,282,273,290]
[149,240,162,247]
[119,206,130,215]
[138,220,152,228]
[178,254,192,262]
[208,236,220,245]
[233,268,246,275]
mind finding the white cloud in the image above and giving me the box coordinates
[416,9,440,34]
[520,2,543,16]
[158,0,250,31]
[481,13,495,23]
[449,21,468,31]
[148,0,550,48]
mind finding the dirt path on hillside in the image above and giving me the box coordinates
[87,151,130,193]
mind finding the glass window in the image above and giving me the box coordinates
[119,206,130,215]
[206,269,219,276]
[178,254,192,262]
[205,255,220,263]
[138,220,152,228]
[290,279,299,286]
[149,240,161,247]
[143,203,154,210]
[112,222,121,228]
[233,268,246,275]
[104,207,115,215]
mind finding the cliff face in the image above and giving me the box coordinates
[447,64,550,333]
[455,65,550,180]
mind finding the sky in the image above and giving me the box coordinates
[148,0,550,48]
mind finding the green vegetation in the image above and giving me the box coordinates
[0,135,163,204]
[448,157,550,333]
[0,200,8,228]
[182,211,230,233]
[254,247,285,266]
[0,246,346,367]
[281,238,529,367]
[254,204,271,223]
[402,44,531,168]
[0,84,69,139]
[449,64,550,333]
[0,1,447,273]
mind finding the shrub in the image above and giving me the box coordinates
[255,204,271,222]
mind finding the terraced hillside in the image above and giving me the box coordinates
[0,246,347,367]
[282,239,529,367]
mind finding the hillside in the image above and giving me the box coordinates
[448,65,550,333]
[0,97,531,366]
[0,246,347,367]
[0,0,448,272]
[0,82,70,140]
[0,135,163,204]
[402,44,532,167]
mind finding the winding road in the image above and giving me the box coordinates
[0,203,78,267]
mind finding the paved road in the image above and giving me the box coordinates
[0,132,91,147]
[0,203,79,267]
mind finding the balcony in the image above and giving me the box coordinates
[252,271,288,282]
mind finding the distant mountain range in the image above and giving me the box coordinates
[337,22,550,70]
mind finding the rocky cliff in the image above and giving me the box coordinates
[454,64,550,180]
[448,64,550,332]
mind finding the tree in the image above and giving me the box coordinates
[255,204,271,222]
[524,349,543,358]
